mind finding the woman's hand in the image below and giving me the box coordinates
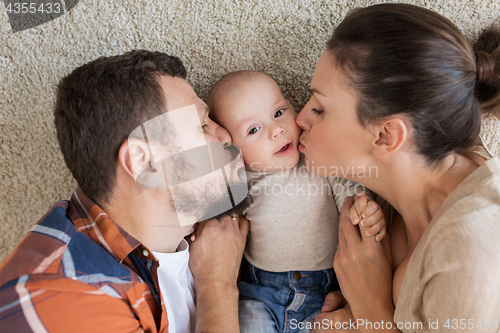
[321,290,347,313]
[334,197,395,328]
[310,291,360,332]
[312,303,360,332]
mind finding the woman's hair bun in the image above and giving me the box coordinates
[473,27,500,114]
[476,50,496,84]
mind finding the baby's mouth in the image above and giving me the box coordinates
[276,142,291,154]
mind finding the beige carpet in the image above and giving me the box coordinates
[1,0,499,262]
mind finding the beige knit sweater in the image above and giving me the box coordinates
[394,156,500,332]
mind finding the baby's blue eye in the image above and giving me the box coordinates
[248,126,261,135]
[274,109,284,118]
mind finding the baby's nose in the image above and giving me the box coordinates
[273,126,285,138]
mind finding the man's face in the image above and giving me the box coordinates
[160,76,230,145]
[131,75,251,227]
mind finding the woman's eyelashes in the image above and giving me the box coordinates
[312,108,324,115]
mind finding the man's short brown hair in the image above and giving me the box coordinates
[54,50,186,205]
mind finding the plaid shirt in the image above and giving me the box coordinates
[0,188,169,332]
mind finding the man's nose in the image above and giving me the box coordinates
[205,117,232,143]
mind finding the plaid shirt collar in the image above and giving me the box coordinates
[67,187,142,263]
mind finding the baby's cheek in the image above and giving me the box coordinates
[242,148,259,166]
[235,142,252,164]
[289,118,302,137]
[241,146,268,172]
[232,138,246,155]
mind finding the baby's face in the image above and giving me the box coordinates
[213,76,301,172]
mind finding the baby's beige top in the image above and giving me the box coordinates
[394,155,500,332]
[244,155,363,272]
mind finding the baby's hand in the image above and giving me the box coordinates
[349,192,386,241]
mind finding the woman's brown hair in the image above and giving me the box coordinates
[326,4,500,164]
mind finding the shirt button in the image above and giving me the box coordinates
[293,271,302,281]
[142,249,149,257]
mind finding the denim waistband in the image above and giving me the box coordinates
[245,262,335,289]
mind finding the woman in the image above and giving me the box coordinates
[296,4,500,332]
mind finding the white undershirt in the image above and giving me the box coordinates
[152,239,196,333]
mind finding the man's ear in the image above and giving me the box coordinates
[118,139,152,179]
[118,139,167,189]
[371,116,409,159]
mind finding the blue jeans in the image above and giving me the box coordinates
[238,262,339,333]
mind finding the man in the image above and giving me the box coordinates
[0,50,252,332]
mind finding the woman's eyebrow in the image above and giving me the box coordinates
[310,88,325,96]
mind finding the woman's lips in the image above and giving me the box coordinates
[298,140,305,151]
[275,142,293,156]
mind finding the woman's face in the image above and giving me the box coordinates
[296,51,374,180]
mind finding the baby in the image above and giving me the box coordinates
[207,71,385,332]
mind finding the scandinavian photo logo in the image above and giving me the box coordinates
[4,0,79,32]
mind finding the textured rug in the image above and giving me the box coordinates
[1,0,499,261]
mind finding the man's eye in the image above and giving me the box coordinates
[201,124,208,130]
[274,109,284,118]
[248,126,261,135]
[312,108,324,115]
